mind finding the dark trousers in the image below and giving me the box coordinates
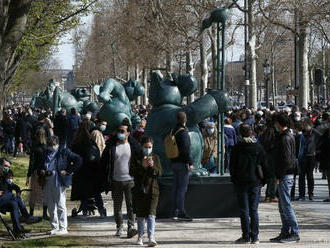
[225,146,232,172]
[265,177,277,199]
[235,184,260,241]
[81,193,104,215]
[172,162,189,215]
[299,156,315,197]
[0,192,23,231]
[111,180,135,229]
[326,170,330,198]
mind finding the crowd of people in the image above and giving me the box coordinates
[0,102,329,245]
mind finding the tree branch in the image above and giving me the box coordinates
[53,0,99,25]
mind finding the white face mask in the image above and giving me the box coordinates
[7,179,13,184]
[51,145,59,152]
[207,128,215,135]
[85,114,91,120]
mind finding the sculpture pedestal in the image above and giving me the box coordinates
[157,175,240,218]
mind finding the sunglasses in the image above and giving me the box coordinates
[118,129,126,134]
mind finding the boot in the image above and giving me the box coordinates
[43,206,50,220]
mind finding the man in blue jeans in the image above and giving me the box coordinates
[271,113,300,243]
[171,112,193,221]
[230,124,268,244]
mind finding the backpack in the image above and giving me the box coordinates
[164,128,184,159]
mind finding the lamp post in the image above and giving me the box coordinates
[263,59,271,109]
[202,7,230,175]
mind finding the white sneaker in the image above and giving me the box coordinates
[148,237,157,247]
[55,229,68,235]
[136,235,144,246]
[115,227,123,237]
[47,229,59,235]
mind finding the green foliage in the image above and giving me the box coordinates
[11,0,97,92]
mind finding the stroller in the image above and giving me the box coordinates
[71,198,100,217]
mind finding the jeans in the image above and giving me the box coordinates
[81,193,104,215]
[172,162,189,215]
[15,196,30,218]
[298,156,315,198]
[4,135,14,154]
[137,215,155,238]
[235,184,260,241]
[111,180,135,230]
[278,175,299,235]
[0,192,23,231]
[43,174,67,231]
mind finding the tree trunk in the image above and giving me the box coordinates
[298,27,309,109]
[186,48,194,104]
[166,51,173,74]
[135,64,141,105]
[248,0,257,110]
[200,32,208,96]
[142,68,148,105]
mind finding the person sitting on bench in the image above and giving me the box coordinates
[0,158,40,237]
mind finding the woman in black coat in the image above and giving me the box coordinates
[70,119,106,216]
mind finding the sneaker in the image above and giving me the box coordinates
[280,234,300,243]
[177,213,193,222]
[295,197,305,201]
[270,197,279,203]
[251,239,260,244]
[264,197,271,202]
[137,235,144,246]
[115,227,123,237]
[47,229,59,235]
[235,237,250,244]
[148,236,157,247]
[270,233,289,242]
[55,229,68,235]
[26,216,42,224]
[127,228,138,238]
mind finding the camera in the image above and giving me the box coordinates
[45,171,53,177]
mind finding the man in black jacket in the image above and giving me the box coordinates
[100,118,140,238]
[230,124,268,244]
[171,112,193,221]
[270,112,300,243]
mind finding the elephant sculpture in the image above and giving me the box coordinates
[93,78,145,134]
[144,72,231,176]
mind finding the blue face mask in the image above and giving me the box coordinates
[99,125,106,132]
[143,148,152,156]
[117,133,126,141]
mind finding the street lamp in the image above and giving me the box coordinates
[202,6,230,176]
[263,59,271,109]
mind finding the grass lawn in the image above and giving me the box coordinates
[0,155,97,247]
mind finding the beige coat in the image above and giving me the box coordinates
[91,129,106,156]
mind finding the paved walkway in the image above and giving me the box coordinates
[59,172,330,247]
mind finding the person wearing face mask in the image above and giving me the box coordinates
[71,120,106,218]
[91,119,107,156]
[201,122,218,174]
[224,118,238,173]
[0,158,41,238]
[130,136,162,247]
[100,118,141,238]
[39,136,82,236]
